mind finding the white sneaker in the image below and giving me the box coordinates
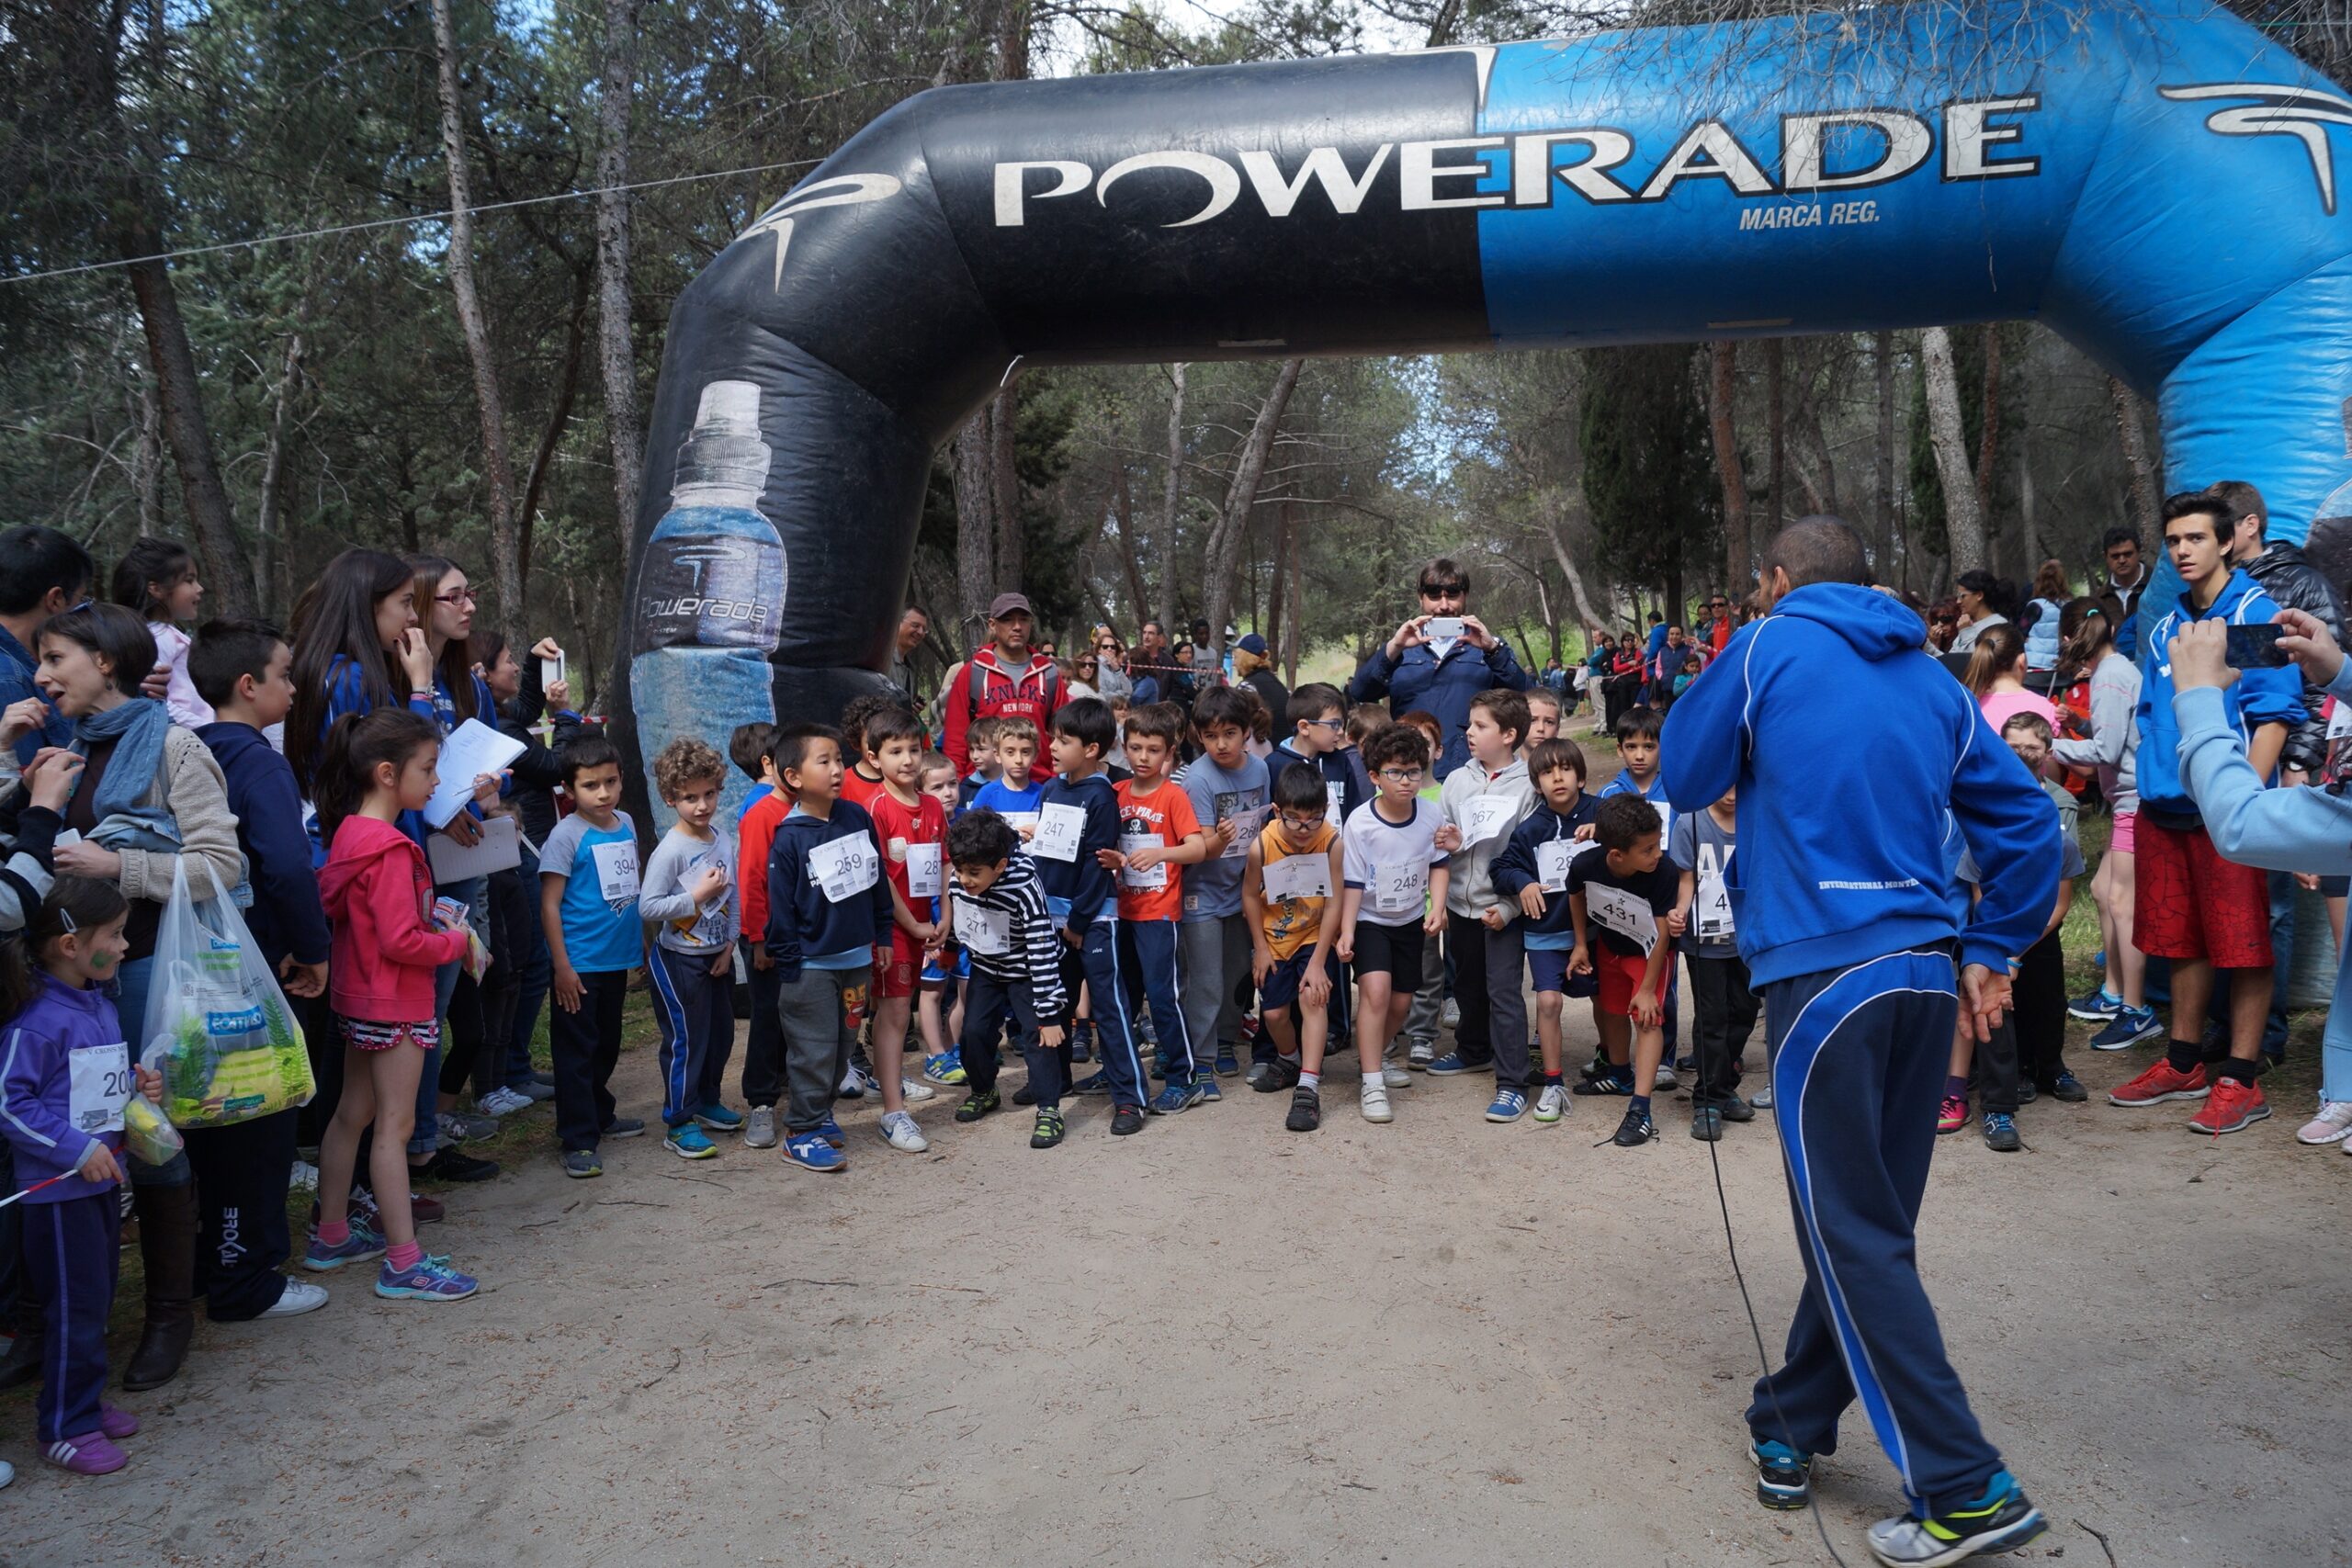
[743,1106,779,1149]
[0,1458,12,1489]
[1653,1064,1679,1091]
[1533,1084,1569,1123]
[1441,999,1461,1029]
[1360,1083,1394,1123]
[1382,1064,1412,1088]
[2298,1098,2352,1145]
[880,1111,929,1153]
[260,1280,329,1317]
[288,1159,319,1193]
[1408,1040,1434,1067]
[900,1077,936,1103]
[478,1087,533,1117]
[839,1066,869,1098]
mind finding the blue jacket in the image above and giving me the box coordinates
[1489,797,1599,937]
[763,800,892,981]
[2134,569,2303,822]
[1661,583,2057,987]
[0,973,128,1203]
[1347,636,1532,779]
[0,625,74,768]
[1269,741,1372,824]
[1035,771,1121,926]
[196,721,331,970]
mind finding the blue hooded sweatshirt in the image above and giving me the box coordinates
[1661,583,2058,987]
[2133,567,2302,824]
[1035,770,1122,927]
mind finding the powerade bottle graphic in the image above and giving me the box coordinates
[628,379,782,838]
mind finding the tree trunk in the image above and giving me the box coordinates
[990,381,1022,590]
[520,265,594,585]
[1283,513,1303,685]
[1922,327,1988,575]
[132,375,163,536]
[428,0,523,637]
[2110,377,2161,542]
[1974,323,2002,508]
[1111,460,1150,618]
[953,412,995,635]
[1706,341,1750,592]
[1764,337,1785,533]
[253,332,303,618]
[1159,363,1187,631]
[1265,502,1288,662]
[595,0,645,561]
[1200,358,1304,663]
[1874,329,1895,570]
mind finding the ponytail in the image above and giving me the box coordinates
[315,708,440,847]
[0,877,130,1023]
[1962,622,2026,698]
[2054,596,2113,687]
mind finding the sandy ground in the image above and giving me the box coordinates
[9,736,2351,1568]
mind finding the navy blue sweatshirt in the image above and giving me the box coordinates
[498,662,582,846]
[1489,796,1600,938]
[1035,771,1122,926]
[1270,741,1372,825]
[763,799,893,981]
[196,719,332,969]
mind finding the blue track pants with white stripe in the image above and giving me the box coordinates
[1747,948,2004,1519]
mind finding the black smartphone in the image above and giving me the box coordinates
[2224,622,2291,668]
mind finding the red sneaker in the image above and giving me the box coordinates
[2188,1077,2271,1135]
[2109,1058,2209,1106]
[1936,1093,1970,1134]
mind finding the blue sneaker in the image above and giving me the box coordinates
[922,1049,967,1085]
[1194,1072,1223,1103]
[665,1123,718,1159]
[693,1103,743,1133]
[1983,1111,2021,1153]
[1485,1088,1528,1122]
[375,1253,480,1302]
[301,1218,386,1273]
[1215,1049,1240,1077]
[816,1115,845,1148]
[1425,1052,1483,1077]
[783,1132,845,1172]
[1148,1078,1205,1115]
[2088,1005,2164,1051]
[2067,985,2123,1022]
[1071,1070,1112,1097]
[1752,1439,1813,1510]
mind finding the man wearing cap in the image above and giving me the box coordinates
[1233,632,1289,725]
[1346,557,1533,777]
[944,592,1067,782]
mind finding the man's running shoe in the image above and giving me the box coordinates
[1533,1084,1568,1123]
[2088,1006,2164,1051]
[1691,1104,1724,1142]
[1611,1107,1656,1146]
[1864,1470,2045,1566]
[2067,986,2123,1022]
[1148,1078,1205,1115]
[1255,1056,1302,1093]
[1110,1104,1146,1135]
[1982,1111,2020,1153]
[2109,1058,2209,1106]
[2296,1097,2352,1145]
[1752,1439,1812,1510]
[2188,1077,2269,1135]
[783,1132,844,1172]
[922,1050,967,1085]
[1936,1094,1969,1134]
[302,1219,387,1273]
[375,1254,480,1303]
[1285,1085,1321,1133]
[1031,1107,1067,1148]
[665,1123,718,1160]
[955,1089,1001,1123]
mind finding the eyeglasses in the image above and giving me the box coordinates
[1277,811,1327,830]
[1376,766,1425,783]
[435,588,477,606]
[1419,583,1467,600]
[1305,716,1344,731]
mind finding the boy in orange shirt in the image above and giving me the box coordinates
[1097,701,1211,1112]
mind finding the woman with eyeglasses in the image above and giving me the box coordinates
[1924,599,1962,653]
[1089,628,1132,702]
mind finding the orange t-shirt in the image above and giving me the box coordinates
[1114,777,1202,923]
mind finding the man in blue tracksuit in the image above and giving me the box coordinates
[1664,518,2059,1568]
[1346,558,1532,778]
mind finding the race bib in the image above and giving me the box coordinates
[1001,810,1040,836]
[1464,795,1516,846]
[1119,832,1167,890]
[1586,883,1658,955]
[905,841,943,901]
[954,899,1011,956]
[68,1042,132,1136]
[1217,801,1269,859]
[1033,803,1087,863]
[1696,872,1735,940]
[1326,782,1345,826]
[2329,704,2352,740]
[589,839,639,908]
[1370,861,1425,915]
[1536,838,1591,893]
[1648,800,1673,840]
[807,834,880,903]
[1262,852,1332,905]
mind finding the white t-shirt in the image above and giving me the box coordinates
[1340,798,1448,928]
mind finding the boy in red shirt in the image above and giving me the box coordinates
[734,727,791,1149]
[863,706,946,1154]
[1099,701,1212,1112]
[838,693,900,813]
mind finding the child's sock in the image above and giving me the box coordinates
[1630,1093,1652,1120]
[1544,1071,1564,1089]
[386,1241,423,1272]
[1299,1069,1319,1090]
[315,1218,349,1247]
[1943,1074,1968,1100]
[1279,1051,1300,1067]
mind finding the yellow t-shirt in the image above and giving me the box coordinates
[1256,820,1337,961]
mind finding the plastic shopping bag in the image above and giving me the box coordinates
[119,1093,184,1167]
[140,857,314,1128]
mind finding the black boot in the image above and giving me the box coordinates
[122,1180,198,1392]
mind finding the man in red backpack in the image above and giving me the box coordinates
[944,592,1065,782]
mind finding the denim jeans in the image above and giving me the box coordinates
[418,874,488,1154]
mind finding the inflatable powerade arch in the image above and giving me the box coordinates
[617,0,2352,826]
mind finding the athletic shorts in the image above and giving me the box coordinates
[874,931,920,999]
[919,946,969,987]
[1350,919,1423,987]
[2134,817,2273,967]
[340,1016,440,1054]
[1592,945,1657,1018]
[2109,808,2136,855]
[1260,947,1335,1012]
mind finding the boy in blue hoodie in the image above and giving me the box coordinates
[1663,517,2058,1567]
[2110,492,2302,1136]
[763,723,894,1173]
[187,620,332,1322]
[1032,698,1145,1133]
[1490,738,1597,1125]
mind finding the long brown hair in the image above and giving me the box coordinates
[407,555,481,726]
[2054,597,2113,686]
[287,548,413,790]
[1962,622,2027,698]
[314,707,440,847]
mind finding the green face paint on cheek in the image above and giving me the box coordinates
[88,949,117,972]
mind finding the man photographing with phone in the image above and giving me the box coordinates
[2109,491,2304,1134]
[1346,558,1531,778]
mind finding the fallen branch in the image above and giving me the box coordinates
[2076,1519,2119,1567]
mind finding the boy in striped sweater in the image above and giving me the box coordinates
[944,812,1071,1148]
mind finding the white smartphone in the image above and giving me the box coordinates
[1425,615,1464,641]
[541,650,566,691]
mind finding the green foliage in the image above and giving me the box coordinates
[1579,345,1719,599]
